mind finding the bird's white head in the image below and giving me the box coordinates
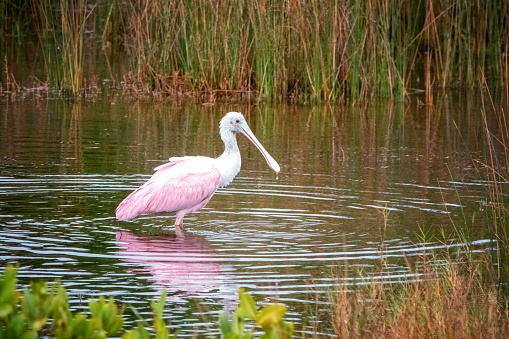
[219,112,247,135]
[219,112,280,173]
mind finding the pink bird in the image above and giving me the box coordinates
[116,112,280,230]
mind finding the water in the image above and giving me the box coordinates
[0,93,504,335]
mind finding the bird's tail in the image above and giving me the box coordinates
[115,185,152,221]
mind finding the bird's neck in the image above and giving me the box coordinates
[220,129,240,156]
[215,130,241,187]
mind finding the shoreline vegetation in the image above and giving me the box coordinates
[1,0,509,102]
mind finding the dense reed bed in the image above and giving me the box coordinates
[1,0,508,101]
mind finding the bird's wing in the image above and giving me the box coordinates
[116,157,221,221]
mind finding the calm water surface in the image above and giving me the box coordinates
[0,93,504,334]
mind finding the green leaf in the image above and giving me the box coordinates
[10,313,27,335]
[257,305,286,327]
[154,316,169,339]
[151,290,167,318]
[218,313,232,335]
[88,296,124,336]
[122,321,151,339]
[0,304,13,318]
[22,287,36,322]
[237,289,257,321]
[231,312,246,335]
[0,266,19,310]
[20,332,37,339]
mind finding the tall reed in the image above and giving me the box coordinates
[478,84,509,291]
[319,253,509,338]
[3,0,509,100]
[35,0,90,97]
[60,0,89,96]
[120,0,508,101]
[0,0,31,39]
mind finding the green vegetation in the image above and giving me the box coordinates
[0,266,126,339]
[219,288,293,339]
[0,266,294,338]
[36,0,90,96]
[1,0,508,100]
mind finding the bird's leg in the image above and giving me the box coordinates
[174,217,184,232]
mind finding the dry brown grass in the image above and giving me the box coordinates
[309,251,509,338]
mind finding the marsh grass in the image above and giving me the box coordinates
[117,0,509,102]
[122,0,409,101]
[318,253,508,338]
[314,211,509,338]
[60,0,90,96]
[2,0,508,101]
[478,82,509,291]
[34,0,91,97]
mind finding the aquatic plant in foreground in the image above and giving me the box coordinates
[0,266,293,338]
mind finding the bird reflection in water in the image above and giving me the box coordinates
[115,231,234,297]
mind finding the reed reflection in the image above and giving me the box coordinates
[115,230,229,294]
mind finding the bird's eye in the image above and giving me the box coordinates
[236,119,240,123]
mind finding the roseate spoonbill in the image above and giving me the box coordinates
[116,112,280,230]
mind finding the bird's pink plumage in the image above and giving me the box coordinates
[116,158,221,221]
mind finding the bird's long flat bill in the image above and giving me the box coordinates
[240,124,280,173]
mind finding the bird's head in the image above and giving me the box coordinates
[219,112,280,173]
[219,111,247,134]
